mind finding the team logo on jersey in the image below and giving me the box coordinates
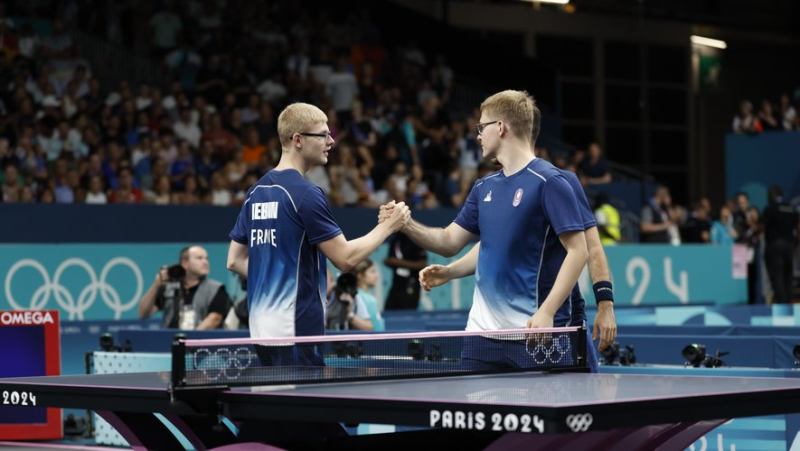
[483,191,492,202]
[513,189,524,207]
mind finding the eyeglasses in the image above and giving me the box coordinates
[476,121,499,135]
[299,131,333,140]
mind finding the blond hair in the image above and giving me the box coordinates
[480,90,535,143]
[277,103,328,147]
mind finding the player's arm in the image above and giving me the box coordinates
[379,200,475,257]
[319,202,410,272]
[401,219,474,258]
[419,243,479,291]
[138,268,167,319]
[585,226,617,350]
[528,230,589,328]
[226,240,249,279]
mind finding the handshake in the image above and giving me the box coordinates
[377,200,412,233]
[377,201,451,293]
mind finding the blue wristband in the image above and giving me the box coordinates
[593,281,614,304]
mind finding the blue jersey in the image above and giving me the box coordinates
[229,169,342,338]
[454,158,585,330]
[562,170,596,326]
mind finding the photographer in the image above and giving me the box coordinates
[326,272,373,331]
[138,245,232,330]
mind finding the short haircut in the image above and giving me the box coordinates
[531,104,541,144]
[277,102,328,147]
[480,90,535,143]
[179,246,191,261]
[179,245,204,262]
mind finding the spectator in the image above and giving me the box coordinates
[169,140,194,191]
[383,187,428,310]
[680,202,711,243]
[84,174,107,204]
[780,93,797,131]
[241,126,266,167]
[594,192,621,245]
[640,185,674,243]
[352,259,385,332]
[763,185,800,304]
[171,175,201,205]
[209,171,231,206]
[143,175,172,205]
[1,163,22,202]
[755,99,780,131]
[149,4,182,58]
[325,55,358,127]
[173,108,201,149]
[733,192,753,244]
[710,205,737,245]
[732,100,756,133]
[108,167,142,204]
[579,142,612,185]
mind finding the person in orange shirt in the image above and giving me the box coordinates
[241,126,266,168]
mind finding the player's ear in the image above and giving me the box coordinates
[292,133,302,148]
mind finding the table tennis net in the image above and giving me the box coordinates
[172,327,586,388]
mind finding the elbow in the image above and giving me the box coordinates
[226,259,236,272]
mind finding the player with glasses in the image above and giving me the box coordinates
[380,90,593,372]
[227,102,410,367]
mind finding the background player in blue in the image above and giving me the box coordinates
[383,90,589,368]
[226,102,409,365]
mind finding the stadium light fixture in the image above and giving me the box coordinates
[690,35,727,49]
[521,0,570,4]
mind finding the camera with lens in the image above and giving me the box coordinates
[334,273,359,300]
[161,264,186,282]
[326,273,359,330]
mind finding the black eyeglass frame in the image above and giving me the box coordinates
[476,121,500,135]
[298,132,333,140]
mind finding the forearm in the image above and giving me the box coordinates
[196,313,223,330]
[539,244,588,317]
[403,219,462,257]
[138,282,160,318]
[447,243,479,279]
[337,227,392,271]
[349,315,373,331]
[585,227,611,283]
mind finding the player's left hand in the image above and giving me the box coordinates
[593,301,617,351]
[526,310,553,329]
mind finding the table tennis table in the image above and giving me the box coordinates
[2,369,800,450]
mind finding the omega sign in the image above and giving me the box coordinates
[0,310,56,325]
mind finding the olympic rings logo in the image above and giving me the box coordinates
[525,334,573,365]
[4,258,143,320]
[566,413,593,432]
[191,347,254,381]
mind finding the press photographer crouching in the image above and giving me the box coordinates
[138,245,232,330]
[326,271,373,331]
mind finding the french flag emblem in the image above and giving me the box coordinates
[513,188,524,207]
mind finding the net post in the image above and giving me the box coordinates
[171,335,187,389]
[577,324,587,368]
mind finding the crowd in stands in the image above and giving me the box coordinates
[0,0,625,212]
[732,93,799,133]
